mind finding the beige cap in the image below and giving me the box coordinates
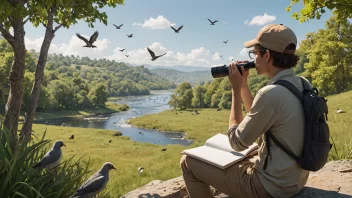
[244,24,297,54]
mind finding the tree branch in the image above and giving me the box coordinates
[41,22,47,28]
[23,15,31,25]
[0,23,16,45]
[53,24,63,33]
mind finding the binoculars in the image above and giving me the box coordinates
[211,61,255,78]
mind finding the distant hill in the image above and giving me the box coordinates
[149,68,213,86]
[143,64,210,72]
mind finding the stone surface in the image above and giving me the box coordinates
[122,160,352,198]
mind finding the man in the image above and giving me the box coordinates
[180,24,310,198]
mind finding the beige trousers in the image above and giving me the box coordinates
[180,155,272,198]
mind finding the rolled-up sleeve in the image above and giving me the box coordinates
[227,90,276,151]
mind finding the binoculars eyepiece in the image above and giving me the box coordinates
[211,61,256,78]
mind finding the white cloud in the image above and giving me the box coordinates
[133,16,176,29]
[105,42,214,66]
[244,13,276,26]
[239,48,248,57]
[212,52,220,61]
[25,34,110,58]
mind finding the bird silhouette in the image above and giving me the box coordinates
[208,19,218,25]
[147,47,166,61]
[113,24,123,29]
[127,34,133,38]
[223,40,228,44]
[161,148,167,152]
[69,135,74,140]
[119,48,125,52]
[108,140,112,143]
[125,55,129,57]
[170,25,183,33]
[76,31,99,48]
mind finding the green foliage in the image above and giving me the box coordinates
[0,42,176,111]
[88,83,108,107]
[297,16,352,96]
[0,127,91,197]
[286,0,352,22]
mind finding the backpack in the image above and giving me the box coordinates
[263,77,332,172]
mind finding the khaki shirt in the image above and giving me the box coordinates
[227,68,310,198]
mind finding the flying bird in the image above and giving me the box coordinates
[119,48,125,52]
[337,108,345,114]
[76,31,99,48]
[33,140,66,170]
[138,167,144,175]
[170,25,183,33]
[69,135,74,140]
[113,24,123,29]
[71,162,116,198]
[127,34,133,38]
[223,40,228,44]
[161,148,167,152]
[125,55,129,57]
[147,47,166,61]
[208,19,218,25]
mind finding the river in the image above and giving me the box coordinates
[34,90,192,146]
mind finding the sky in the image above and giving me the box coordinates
[21,0,333,68]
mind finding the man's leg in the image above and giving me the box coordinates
[180,155,271,198]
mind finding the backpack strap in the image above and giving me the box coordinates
[299,77,310,90]
[262,79,304,170]
[274,80,303,102]
[267,131,300,161]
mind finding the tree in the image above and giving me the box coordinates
[286,0,352,22]
[16,0,124,143]
[191,85,206,108]
[219,91,232,109]
[301,16,352,95]
[88,83,108,107]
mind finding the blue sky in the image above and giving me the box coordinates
[22,0,332,67]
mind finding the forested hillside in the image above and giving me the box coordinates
[0,39,175,112]
[150,68,213,86]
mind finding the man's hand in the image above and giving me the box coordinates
[228,60,247,90]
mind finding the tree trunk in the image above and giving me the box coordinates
[3,18,26,150]
[20,24,55,142]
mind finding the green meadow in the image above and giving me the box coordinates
[30,90,352,197]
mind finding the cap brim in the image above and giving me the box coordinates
[244,39,258,48]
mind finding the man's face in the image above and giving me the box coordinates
[253,46,269,76]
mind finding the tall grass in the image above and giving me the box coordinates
[0,126,91,198]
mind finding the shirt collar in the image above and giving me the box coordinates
[267,68,295,85]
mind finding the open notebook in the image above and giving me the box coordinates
[181,133,258,169]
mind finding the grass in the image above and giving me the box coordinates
[0,102,129,121]
[8,90,352,196]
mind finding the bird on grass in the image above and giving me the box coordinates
[170,25,183,33]
[33,140,65,170]
[161,148,167,152]
[337,108,345,114]
[208,19,218,25]
[69,135,74,140]
[76,31,99,48]
[113,24,123,29]
[109,140,112,143]
[71,162,116,198]
[147,47,166,61]
[138,167,144,175]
